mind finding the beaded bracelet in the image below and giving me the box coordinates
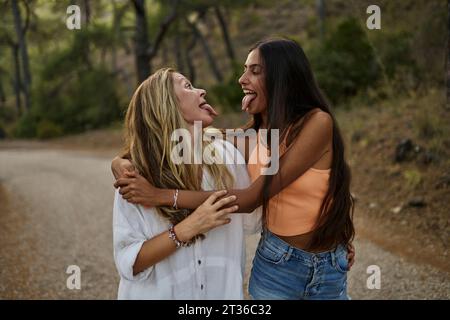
[168,224,192,248]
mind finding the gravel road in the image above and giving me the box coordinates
[0,147,448,299]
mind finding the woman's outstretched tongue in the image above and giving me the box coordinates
[242,94,256,111]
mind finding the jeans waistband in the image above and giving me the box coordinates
[261,229,347,265]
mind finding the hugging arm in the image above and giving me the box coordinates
[114,112,332,213]
[175,112,332,212]
[112,113,356,266]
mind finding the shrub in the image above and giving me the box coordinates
[308,18,382,104]
[36,120,63,139]
[14,111,38,138]
[374,31,417,80]
[26,66,123,137]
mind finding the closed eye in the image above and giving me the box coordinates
[243,65,262,75]
[251,66,261,74]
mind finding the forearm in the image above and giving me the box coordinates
[176,189,215,209]
[157,188,216,209]
[226,186,261,213]
[132,223,193,275]
[160,186,260,213]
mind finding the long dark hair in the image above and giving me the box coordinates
[246,38,355,251]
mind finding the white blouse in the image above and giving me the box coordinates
[113,139,261,300]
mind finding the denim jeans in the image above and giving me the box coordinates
[248,229,349,300]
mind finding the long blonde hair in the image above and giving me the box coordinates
[123,68,234,230]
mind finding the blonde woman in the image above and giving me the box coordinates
[113,68,260,299]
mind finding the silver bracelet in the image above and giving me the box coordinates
[172,189,179,210]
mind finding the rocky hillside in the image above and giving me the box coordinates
[337,88,449,271]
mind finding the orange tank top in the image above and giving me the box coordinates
[247,133,330,236]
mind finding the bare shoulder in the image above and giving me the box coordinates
[284,110,333,167]
[309,109,332,122]
[303,109,333,134]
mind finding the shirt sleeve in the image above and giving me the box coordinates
[113,189,153,281]
[221,139,262,235]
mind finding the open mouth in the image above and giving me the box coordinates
[242,89,257,111]
[199,101,218,116]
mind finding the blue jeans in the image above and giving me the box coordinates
[248,229,349,300]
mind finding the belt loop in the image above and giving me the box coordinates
[330,250,336,268]
[284,246,293,262]
[260,227,268,248]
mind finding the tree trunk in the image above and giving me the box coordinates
[11,45,22,115]
[316,0,326,40]
[147,0,180,65]
[11,0,31,111]
[0,77,5,108]
[132,0,151,83]
[187,16,223,82]
[111,0,131,73]
[185,34,197,83]
[161,41,168,66]
[73,0,92,69]
[84,0,91,25]
[111,0,118,73]
[174,22,185,75]
[132,0,179,83]
[214,6,235,62]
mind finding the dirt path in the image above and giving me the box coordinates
[0,148,118,299]
[0,147,448,299]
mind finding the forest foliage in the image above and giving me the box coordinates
[0,0,446,139]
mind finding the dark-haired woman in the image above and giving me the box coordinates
[113,38,355,300]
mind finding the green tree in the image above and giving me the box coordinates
[310,18,382,104]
